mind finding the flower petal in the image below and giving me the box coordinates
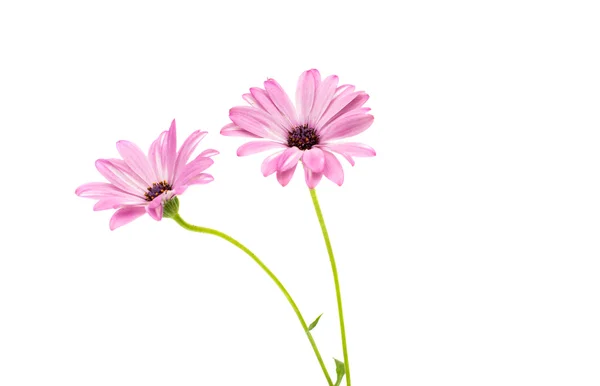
[325,142,376,158]
[173,130,208,180]
[75,182,133,199]
[250,87,292,130]
[317,91,369,129]
[146,196,163,221]
[93,196,144,211]
[163,119,178,182]
[322,150,344,186]
[333,84,355,98]
[303,165,323,189]
[296,69,319,123]
[237,141,287,156]
[261,150,284,176]
[95,159,146,195]
[109,206,146,230]
[116,140,154,185]
[220,123,262,138]
[301,147,325,173]
[243,93,258,107]
[321,147,354,166]
[276,162,297,186]
[309,75,339,127]
[277,146,303,171]
[264,79,298,126]
[174,157,214,187]
[319,113,374,142]
[198,149,219,158]
[229,106,287,141]
[148,130,168,181]
[176,173,214,194]
[186,173,214,185]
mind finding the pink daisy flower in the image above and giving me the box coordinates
[76,119,218,230]
[221,69,376,188]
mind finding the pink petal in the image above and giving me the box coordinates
[303,165,323,189]
[94,200,119,211]
[319,113,374,142]
[163,119,178,182]
[174,157,214,187]
[322,150,344,186]
[198,149,219,158]
[242,93,258,107]
[109,206,146,230]
[146,196,163,221]
[148,131,168,181]
[174,130,208,180]
[173,185,187,196]
[176,173,214,194]
[317,91,368,129]
[309,75,339,127]
[95,159,146,195]
[250,87,292,130]
[187,173,214,185]
[229,106,287,141]
[220,123,261,138]
[75,182,134,199]
[94,197,144,211]
[237,141,286,156]
[333,84,355,98]
[264,79,298,126]
[276,163,297,187]
[277,146,303,171]
[296,69,319,123]
[116,140,154,185]
[321,147,354,166]
[261,150,284,176]
[188,153,216,165]
[109,159,149,191]
[148,194,163,209]
[325,142,377,158]
[301,147,325,173]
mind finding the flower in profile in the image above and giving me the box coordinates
[76,119,218,230]
[221,69,375,188]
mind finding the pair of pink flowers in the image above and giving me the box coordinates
[76,69,376,229]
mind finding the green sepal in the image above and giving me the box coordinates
[308,313,323,331]
[162,196,180,219]
[334,358,345,386]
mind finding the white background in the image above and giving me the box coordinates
[1,1,599,385]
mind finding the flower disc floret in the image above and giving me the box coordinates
[287,125,319,150]
[145,181,173,201]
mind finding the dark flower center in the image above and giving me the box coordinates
[145,181,172,201]
[287,124,320,150]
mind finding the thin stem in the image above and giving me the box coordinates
[309,188,351,386]
[172,213,333,386]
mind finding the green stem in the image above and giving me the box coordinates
[309,188,351,386]
[172,213,333,386]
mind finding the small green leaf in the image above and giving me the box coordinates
[334,358,345,386]
[308,313,323,331]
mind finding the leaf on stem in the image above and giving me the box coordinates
[334,358,345,386]
[308,313,323,331]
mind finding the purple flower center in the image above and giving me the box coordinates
[287,124,320,150]
[145,181,172,201]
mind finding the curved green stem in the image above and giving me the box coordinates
[309,188,351,386]
[172,213,333,386]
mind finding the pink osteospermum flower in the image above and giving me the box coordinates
[76,119,218,230]
[221,69,376,188]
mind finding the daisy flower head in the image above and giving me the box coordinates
[221,69,376,188]
[76,119,218,230]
